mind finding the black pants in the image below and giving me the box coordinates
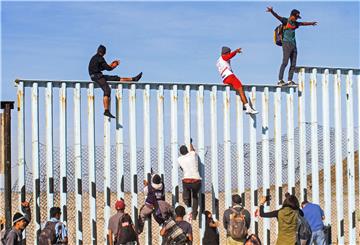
[182,181,201,217]
[278,42,297,81]
[91,74,121,97]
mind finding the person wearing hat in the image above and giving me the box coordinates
[266,7,317,86]
[88,44,143,118]
[216,46,258,115]
[2,201,31,245]
[108,198,137,245]
[138,174,165,233]
[222,194,251,244]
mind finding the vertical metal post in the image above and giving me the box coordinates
[262,88,270,244]
[157,85,165,179]
[210,86,219,219]
[171,85,179,207]
[334,70,344,244]
[45,82,54,217]
[322,69,331,225]
[59,83,68,223]
[346,70,356,242]
[249,87,258,235]
[310,69,319,204]
[104,93,111,244]
[116,85,124,199]
[143,84,152,244]
[286,87,295,194]
[87,83,97,245]
[197,85,205,241]
[298,68,307,201]
[129,84,138,226]
[31,83,41,241]
[1,101,14,230]
[184,85,191,146]
[17,82,26,204]
[223,86,231,209]
[274,88,282,209]
[74,83,83,244]
[358,74,360,222]
[236,87,245,205]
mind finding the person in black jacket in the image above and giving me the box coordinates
[202,210,219,245]
[88,45,142,118]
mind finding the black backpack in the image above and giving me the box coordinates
[39,221,59,245]
[115,214,137,245]
[296,215,312,245]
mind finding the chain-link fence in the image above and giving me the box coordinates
[1,124,359,244]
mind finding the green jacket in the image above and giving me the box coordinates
[276,207,298,245]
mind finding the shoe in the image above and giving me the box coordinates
[132,72,143,81]
[104,110,115,118]
[277,80,286,86]
[286,81,298,86]
[244,103,259,115]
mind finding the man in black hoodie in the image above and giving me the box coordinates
[88,45,142,118]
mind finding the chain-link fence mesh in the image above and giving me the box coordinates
[1,124,359,244]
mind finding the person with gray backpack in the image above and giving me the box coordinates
[38,207,68,245]
[223,194,251,244]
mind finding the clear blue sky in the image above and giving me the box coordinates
[1,1,359,101]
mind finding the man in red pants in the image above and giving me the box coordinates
[216,46,258,114]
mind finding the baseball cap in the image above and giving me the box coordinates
[115,199,125,210]
[290,9,301,19]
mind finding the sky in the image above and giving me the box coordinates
[0,1,359,166]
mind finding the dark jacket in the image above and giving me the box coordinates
[88,53,114,76]
[223,205,251,235]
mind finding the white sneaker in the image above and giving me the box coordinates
[245,104,259,115]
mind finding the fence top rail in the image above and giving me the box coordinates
[296,66,360,75]
[14,79,295,92]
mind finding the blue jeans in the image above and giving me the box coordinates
[309,229,326,245]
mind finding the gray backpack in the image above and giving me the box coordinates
[228,208,248,240]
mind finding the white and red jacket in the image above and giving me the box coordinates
[216,51,237,81]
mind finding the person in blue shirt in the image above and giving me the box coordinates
[301,201,326,245]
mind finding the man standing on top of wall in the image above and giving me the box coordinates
[266,7,317,86]
[88,44,142,118]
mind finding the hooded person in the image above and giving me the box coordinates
[138,174,166,233]
[88,44,143,118]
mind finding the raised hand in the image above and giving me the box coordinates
[266,6,273,12]
[235,48,242,53]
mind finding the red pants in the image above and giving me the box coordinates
[223,74,242,90]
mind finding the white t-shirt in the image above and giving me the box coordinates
[178,151,201,180]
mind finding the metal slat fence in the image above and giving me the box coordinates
[7,66,359,244]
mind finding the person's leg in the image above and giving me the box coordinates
[182,182,192,209]
[138,205,153,233]
[278,42,292,82]
[314,230,326,245]
[105,73,142,82]
[288,45,297,82]
[95,77,114,117]
[236,86,248,105]
[190,181,202,220]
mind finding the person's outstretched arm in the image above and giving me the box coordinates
[266,6,283,22]
[222,48,241,61]
[300,21,317,26]
[259,196,279,218]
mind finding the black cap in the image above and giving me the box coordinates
[221,46,231,55]
[232,194,242,205]
[97,45,106,55]
[290,9,301,19]
[13,212,25,225]
[152,174,161,185]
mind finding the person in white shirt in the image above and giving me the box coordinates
[177,139,202,221]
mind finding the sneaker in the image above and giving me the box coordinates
[104,110,115,118]
[277,80,286,86]
[132,72,143,81]
[286,81,298,86]
[246,107,259,115]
